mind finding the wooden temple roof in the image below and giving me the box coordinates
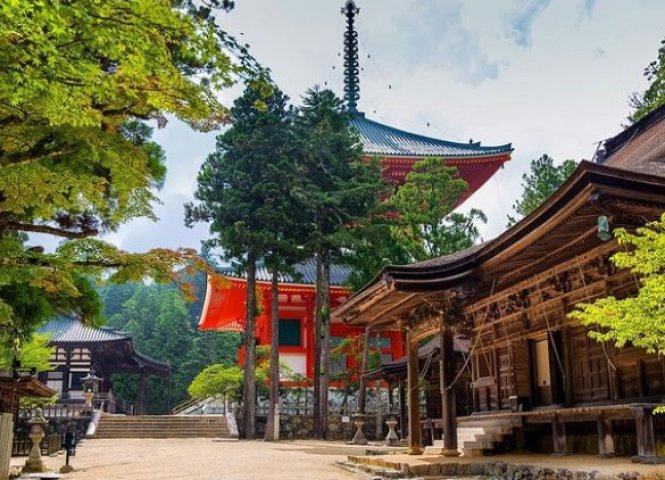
[0,372,57,399]
[38,318,171,378]
[333,161,665,326]
[364,336,470,381]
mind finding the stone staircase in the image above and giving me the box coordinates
[458,416,522,456]
[94,414,234,439]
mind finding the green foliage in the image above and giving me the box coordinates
[507,155,577,227]
[185,83,303,269]
[187,364,242,400]
[296,89,386,257]
[570,214,665,356]
[629,37,665,123]
[100,278,241,413]
[0,0,260,339]
[330,335,380,391]
[0,333,54,373]
[343,158,487,289]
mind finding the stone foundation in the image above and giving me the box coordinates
[255,414,382,441]
[345,457,665,480]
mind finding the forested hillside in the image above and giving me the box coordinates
[99,274,240,414]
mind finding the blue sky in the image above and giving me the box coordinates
[66,0,665,254]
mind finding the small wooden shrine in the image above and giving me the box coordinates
[37,318,170,414]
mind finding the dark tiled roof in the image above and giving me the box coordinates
[364,336,470,380]
[38,318,171,377]
[600,102,665,162]
[38,318,130,343]
[221,258,352,287]
[351,113,512,158]
[399,242,489,270]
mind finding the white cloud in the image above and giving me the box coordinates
[83,0,665,254]
[507,0,552,47]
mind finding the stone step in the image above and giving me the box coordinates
[459,417,522,428]
[96,427,230,433]
[94,414,233,439]
[461,440,495,450]
[462,447,484,456]
[474,432,505,443]
[95,432,224,438]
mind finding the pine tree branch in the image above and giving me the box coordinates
[5,221,99,239]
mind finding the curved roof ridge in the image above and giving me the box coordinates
[351,113,512,157]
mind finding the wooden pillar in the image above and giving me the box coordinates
[633,407,656,460]
[561,326,574,407]
[398,378,407,440]
[387,382,395,413]
[439,313,460,456]
[357,325,371,414]
[406,328,423,455]
[552,414,567,455]
[62,349,72,397]
[138,371,148,415]
[597,413,615,458]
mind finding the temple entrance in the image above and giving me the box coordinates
[534,339,552,405]
[532,333,564,407]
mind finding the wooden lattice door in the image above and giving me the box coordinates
[572,328,609,403]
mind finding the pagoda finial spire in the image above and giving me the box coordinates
[342,0,360,113]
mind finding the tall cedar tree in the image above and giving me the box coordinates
[507,155,577,227]
[0,0,261,337]
[185,84,296,439]
[629,36,665,123]
[295,88,385,438]
[390,158,486,262]
[257,99,307,442]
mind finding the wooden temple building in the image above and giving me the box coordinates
[334,104,665,461]
[36,318,170,414]
[198,0,513,383]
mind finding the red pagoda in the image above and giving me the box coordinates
[198,0,513,379]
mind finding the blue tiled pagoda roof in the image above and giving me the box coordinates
[351,113,512,158]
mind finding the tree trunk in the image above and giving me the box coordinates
[357,325,371,414]
[313,251,323,438]
[241,257,257,439]
[319,251,331,438]
[265,266,280,441]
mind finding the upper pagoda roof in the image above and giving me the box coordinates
[351,113,513,158]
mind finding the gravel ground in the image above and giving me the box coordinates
[11,439,664,479]
[12,439,366,480]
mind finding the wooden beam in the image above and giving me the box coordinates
[367,293,418,325]
[406,328,423,455]
[597,412,615,458]
[399,378,407,440]
[633,407,656,459]
[552,414,568,455]
[439,313,460,456]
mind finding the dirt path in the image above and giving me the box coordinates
[17,439,364,480]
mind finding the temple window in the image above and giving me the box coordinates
[278,319,301,347]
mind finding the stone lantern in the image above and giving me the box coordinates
[22,408,48,474]
[384,414,399,446]
[81,371,101,409]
